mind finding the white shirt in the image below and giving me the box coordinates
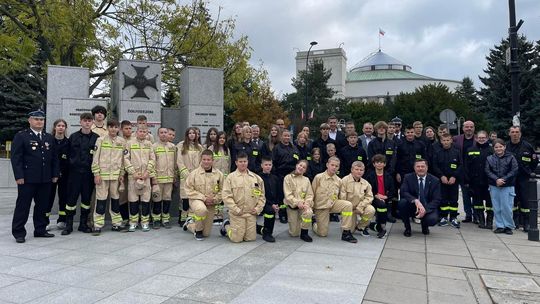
[329,130,337,140]
[30,128,42,138]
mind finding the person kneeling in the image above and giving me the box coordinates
[220,152,265,243]
[312,157,357,243]
[184,149,224,240]
[398,159,441,237]
[284,160,314,242]
[340,161,375,237]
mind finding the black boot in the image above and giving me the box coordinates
[262,215,275,242]
[476,210,486,229]
[300,229,312,242]
[256,224,264,235]
[278,208,288,224]
[78,210,92,233]
[61,215,74,235]
[485,212,493,229]
[330,213,340,222]
[521,213,530,232]
[341,230,357,243]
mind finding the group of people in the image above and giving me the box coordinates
[10,107,538,244]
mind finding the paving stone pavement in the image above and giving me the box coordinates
[0,188,387,303]
[363,217,540,304]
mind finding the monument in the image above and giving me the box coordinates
[45,66,107,132]
[177,66,223,138]
[111,59,162,135]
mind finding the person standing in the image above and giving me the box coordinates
[46,119,69,230]
[62,113,99,235]
[398,159,441,237]
[453,120,476,223]
[312,123,336,164]
[432,134,462,228]
[464,131,493,229]
[485,139,519,234]
[327,115,346,149]
[118,120,133,227]
[151,127,177,229]
[272,129,300,223]
[11,110,59,243]
[359,123,375,156]
[91,119,126,235]
[256,157,280,242]
[396,126,426,185]
[507,126,538,231]
[90,105,108,138]
[338,131,367,178]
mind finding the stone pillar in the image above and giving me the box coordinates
[111,59,162,135]
[178,66,223,138]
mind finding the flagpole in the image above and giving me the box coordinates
[378,33,381,51]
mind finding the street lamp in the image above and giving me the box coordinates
[304,41,318,123]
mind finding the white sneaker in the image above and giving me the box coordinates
[128,224,137,232]
[141,223,150,232]
[56,222,66,230]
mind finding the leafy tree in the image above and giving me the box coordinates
[347,101,389,127]
[391,83,475,131]
[162,87,180,108]
[1,0,269,131]
[478,36,538,145]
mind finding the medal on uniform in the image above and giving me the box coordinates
[44,142,50,150]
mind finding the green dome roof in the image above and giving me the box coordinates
[347,69,432,81]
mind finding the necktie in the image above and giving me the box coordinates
[37,133,42,141]
[419,177,425,204]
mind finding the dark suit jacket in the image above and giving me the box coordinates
[400,173,441,212]
[359,134,375,156]
[11,129,59,183]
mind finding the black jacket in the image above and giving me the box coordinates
[295,143,312,161]
[485,152,519,187]
[400,173,441,212]
[338,144,367,178]
[260,172,280,206]
[67,130,99,174]
[312,136,336,164]
[432,146,462,180]
[507,140,538,178]
[367,137,397,174]
[464,142,492,185]
[11,129,59,183]
[230,141,260,173]
[365,170,396,200]
[54,137,70,176]
[307,160,325,181]
[396,139,426,176]
[272,143,299,179]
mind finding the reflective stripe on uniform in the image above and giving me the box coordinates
[302,217,312,223]
[341,211,353,216]
[520,208,530,213]
[80,203,91,210]
[193,215,206,221]
[376,208,387,213]
[263,213,274,219]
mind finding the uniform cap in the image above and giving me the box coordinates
[28,110,46,118]
[391,116,402,124]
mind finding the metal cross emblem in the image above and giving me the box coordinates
[122,64,158,99]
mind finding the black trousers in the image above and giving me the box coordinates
[12,183,51,238]
[440,183,459,218]
[514,176,529,213]
[66,171,94,215]
[398,199,439,231]
[373,198,388,225]
[471,184,492,213]
[47,174,69,223]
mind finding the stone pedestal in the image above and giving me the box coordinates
[178,66,223,138]
[111,59,162,135]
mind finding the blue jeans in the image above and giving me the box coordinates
[489,185,515,229]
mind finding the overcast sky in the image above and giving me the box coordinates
[207,0,539,97]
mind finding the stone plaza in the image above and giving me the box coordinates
[1,188,540,303]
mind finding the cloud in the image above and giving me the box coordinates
[209,0,540,94]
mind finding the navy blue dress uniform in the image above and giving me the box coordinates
[432,145,462,224]
[46,136,70,226]
[338,144,367,178]
[11,111,59,243]
[396,138,427,180]
[367,136,398,174]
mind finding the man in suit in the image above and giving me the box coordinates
[11,110,59,243]
[359,122,375,158]
[398,158,441,237]
[327,115,346,150]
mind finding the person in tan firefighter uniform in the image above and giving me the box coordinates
[340,161,375,236]
[176,127,203,226]
[91,119,126,235]
[150,127,177,229]
[183,149,224,240]
[220,151,265,243]
[118,120,133,227]
[283,159,315,242]
[312,156,357,243]
[124,126,156,232]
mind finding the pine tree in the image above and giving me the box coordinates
[0,68,44,142]
[162,88,180,108]
[478,36,538,145]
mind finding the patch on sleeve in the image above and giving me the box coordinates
[123,149,129,155]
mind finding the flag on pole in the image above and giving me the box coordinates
[309,109,314,119]
[301,109,304,120]
[379,28,385,36]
